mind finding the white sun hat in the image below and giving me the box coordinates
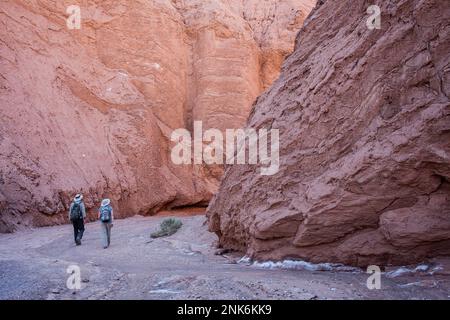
[74,194,83,202]
[101,199,111,207]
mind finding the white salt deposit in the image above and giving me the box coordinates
[239,258,361,273]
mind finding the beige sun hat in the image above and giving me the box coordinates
[101,198,111,207]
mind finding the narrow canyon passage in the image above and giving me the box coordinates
[0,0,316,232]
[1,211,449,300]
[1,0,449,302]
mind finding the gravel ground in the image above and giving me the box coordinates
[0,213,449,300]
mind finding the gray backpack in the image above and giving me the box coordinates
[70,202,82,221]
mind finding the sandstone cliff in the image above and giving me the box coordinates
[0,0,314,232]
[207,0,450,266]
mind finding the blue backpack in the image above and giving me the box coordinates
[100,205,112,222]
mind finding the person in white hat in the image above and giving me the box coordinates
[98,198,114,249]
[69,194,87,246]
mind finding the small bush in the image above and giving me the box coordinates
[151,218,183,238]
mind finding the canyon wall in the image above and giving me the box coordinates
[0,0,314,232]
[207,0,450,266]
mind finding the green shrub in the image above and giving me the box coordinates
[151,218,183,238]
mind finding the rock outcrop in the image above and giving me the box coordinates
[0,0,314,232]
[207,0,450,266]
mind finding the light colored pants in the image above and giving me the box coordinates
[101,222,112,248]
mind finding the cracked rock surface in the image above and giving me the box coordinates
[207,0,450,266]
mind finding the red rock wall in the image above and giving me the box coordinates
[0,0,314,232]
[207,0,450,266]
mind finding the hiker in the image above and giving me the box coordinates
[98,199,113,249]
[69,194,87,246]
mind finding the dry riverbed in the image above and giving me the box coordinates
[1,213,449,300]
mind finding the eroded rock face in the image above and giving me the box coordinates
[207,0,450,266]
[0,0,314,232]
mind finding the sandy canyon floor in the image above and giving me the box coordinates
[0,210,449,300]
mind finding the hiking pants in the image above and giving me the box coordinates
[72,219,85,243]
[101,221,112,248]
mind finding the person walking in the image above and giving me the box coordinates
[98,199,113,249]
[69,194,87,246]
